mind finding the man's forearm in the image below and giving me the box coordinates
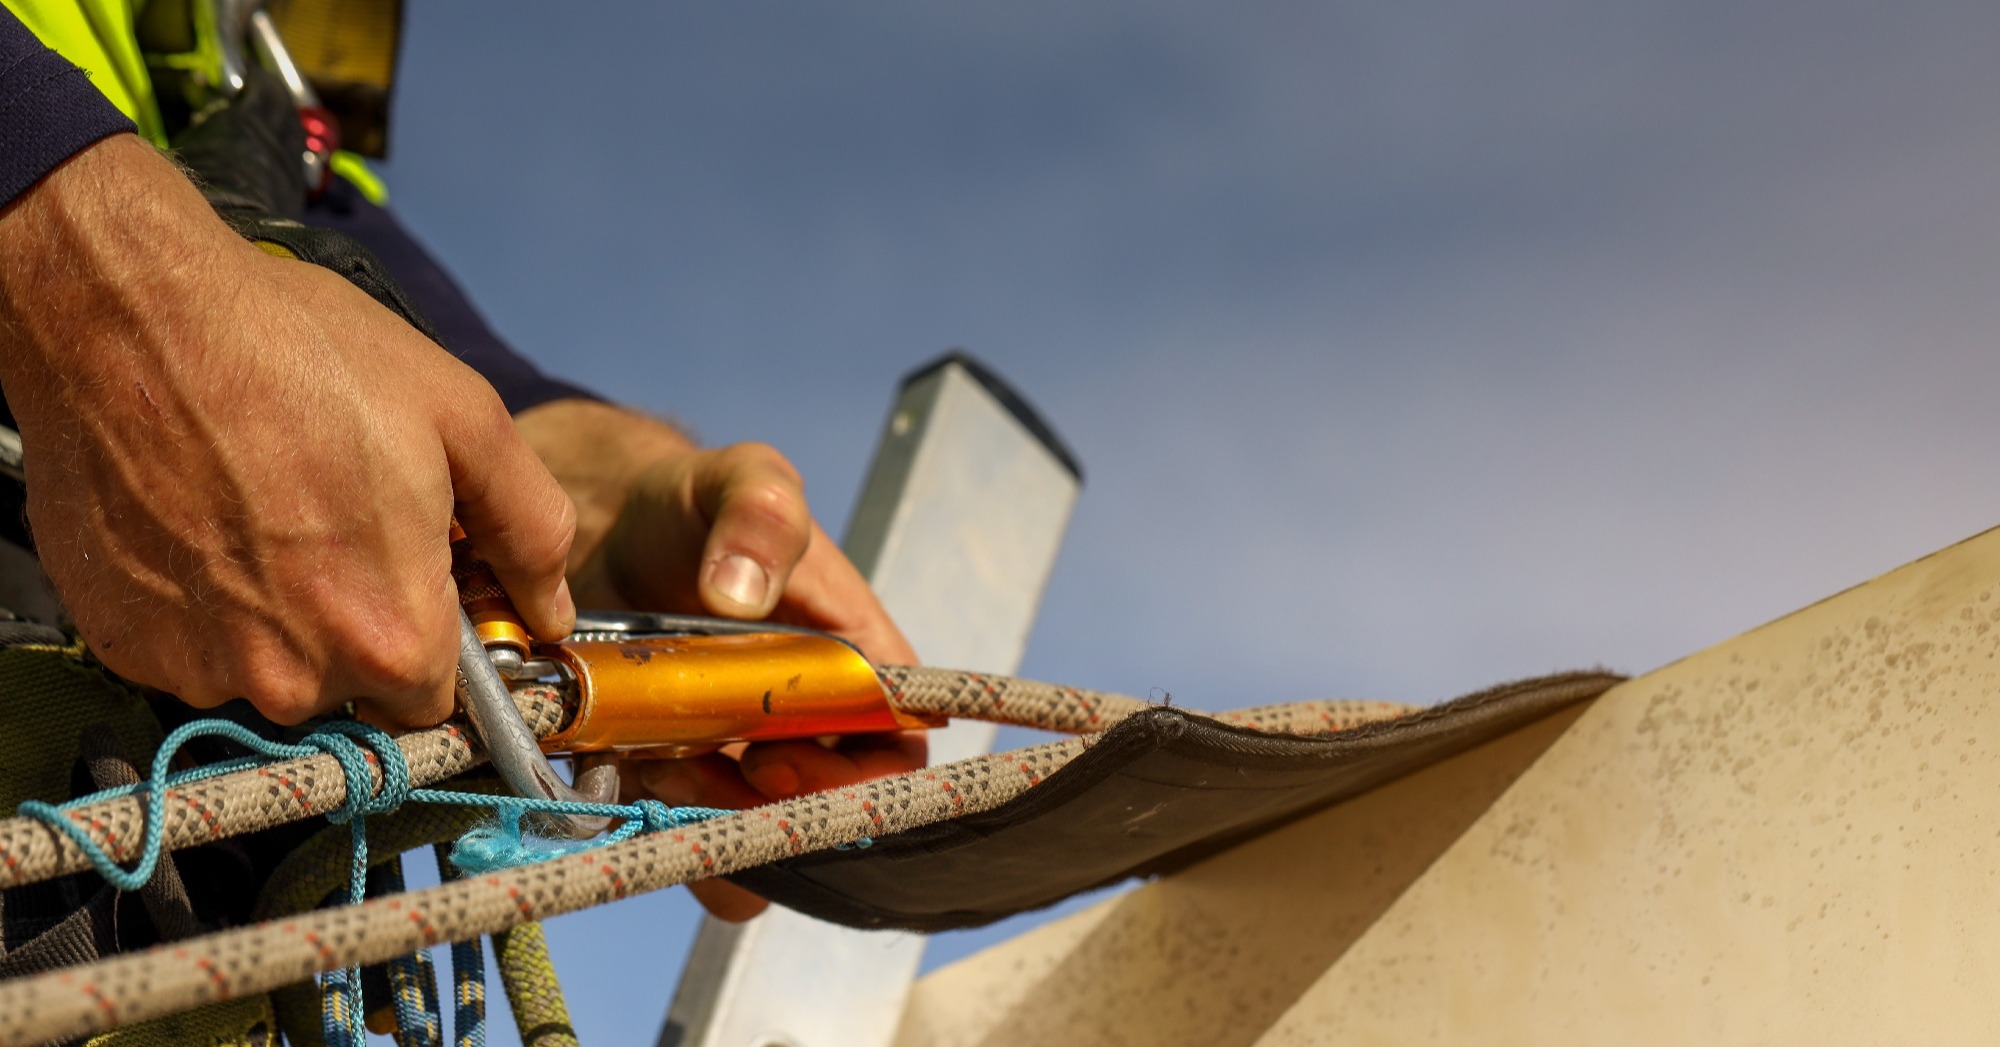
[0,134,249,438]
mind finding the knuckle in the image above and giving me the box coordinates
[175,686,233,711]
[526,494,578,573]
[346,626,450,699]
[463,384,513,432]
[235,658,322,726]
[445,384,515,448]
[719,441,802,485]
[253,693,319,727]
[733,480,812,535]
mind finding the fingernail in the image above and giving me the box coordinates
[552,578,576,633]
[710,554,770,613]
[744,760,800,799]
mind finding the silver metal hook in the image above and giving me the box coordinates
[455,610,618,839]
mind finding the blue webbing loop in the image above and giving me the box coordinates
[448,931,486,1047]
[374,855,444,1047]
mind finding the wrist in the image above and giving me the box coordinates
[0,134,252,408]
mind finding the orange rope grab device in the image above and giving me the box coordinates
[448,525,942,837]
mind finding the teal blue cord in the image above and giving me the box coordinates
[14,716,727,1045]
[414,789,725,873]
[17,718,407,892]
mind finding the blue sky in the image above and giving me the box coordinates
[378,2,2000,1041]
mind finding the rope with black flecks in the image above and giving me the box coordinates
[0,669,1622,1046]
[0,669,1404,893]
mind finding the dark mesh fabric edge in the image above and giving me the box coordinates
[303,177,602,415]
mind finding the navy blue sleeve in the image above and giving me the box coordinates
[303,176,601,414]
[0,7,135,208]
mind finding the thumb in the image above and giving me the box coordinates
[689,443,813,620]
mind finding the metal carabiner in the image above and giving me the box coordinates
[198,0,338,191]
[449,526,617,840]
[454,610,619,839]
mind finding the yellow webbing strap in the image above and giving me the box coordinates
[0,638,273,1045]
[85,996,277,1047]
[3,0,166,144]
[265,0,398,94]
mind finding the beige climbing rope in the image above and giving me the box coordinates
[0,667,1619,1045]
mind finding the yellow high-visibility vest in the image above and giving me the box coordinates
[3,0,392,202]
[4,0,166,144]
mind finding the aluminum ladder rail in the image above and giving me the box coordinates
[658,352,1083,1047]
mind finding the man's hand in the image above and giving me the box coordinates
[517,398,922,919]
[0,133,578,726]
[517,400,914,665]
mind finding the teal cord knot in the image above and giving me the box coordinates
[635,797,685,832]
[311,721,415,1047]
[302,719,412,823]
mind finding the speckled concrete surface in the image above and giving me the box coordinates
[901,525,2000,1046]
[1260,525,2000,1044]
[896,701,1587,1047]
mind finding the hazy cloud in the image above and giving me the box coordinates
[380,1,2000,1038]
